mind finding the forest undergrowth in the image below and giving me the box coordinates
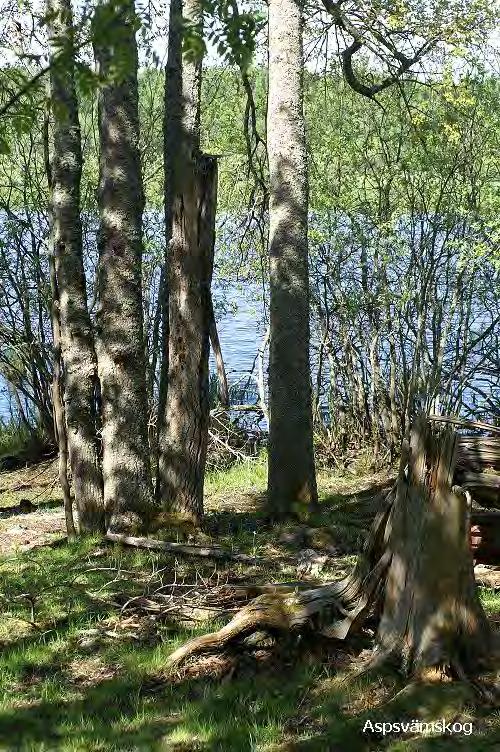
[0,456,499,751]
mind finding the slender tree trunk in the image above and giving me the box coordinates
[93,0,155,532]
[45,101,75,538]
[158,156,217,523]
[267,0,317,519]
[209,299,229,409]
[155,0,183,497]
[157,0,217,524]
[369,331,381,456]
[46,0,104,532]
[150,265,164,467]
[49,251,77,539]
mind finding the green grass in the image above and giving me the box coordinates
[0,456,62,510]
[0,420,33,460]
[0,463,499,750]
[0,538,314,751]
[205,453,268,497]
[0,557,499,752]
[480,588,500,614]
[0,418,52,479]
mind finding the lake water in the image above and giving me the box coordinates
[0,285,266,422]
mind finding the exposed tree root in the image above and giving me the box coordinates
[167,487,395,670]
[166,417,496,680]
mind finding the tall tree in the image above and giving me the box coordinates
[93,0,155,531]
[155,0,183,476]
[46,0,104,532]
[157,0,217,524]
[267,0,317,518]
[47,226,77,539]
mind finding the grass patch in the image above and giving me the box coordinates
[0,419,51,468]
[205,453,268,497]
[0,457,61,511]
[480,588,500,615]
[0,538,316,751]
[0,463,499,750]
[0,420,32,460]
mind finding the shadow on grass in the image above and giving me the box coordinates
[0,498,62,519]
[306,479,395,555]
[0,638,317,751]
[204,506,269,537]
[2,641,499,752]
[294,671,500,751]
[321,479,393,520]
[2,475,498,751]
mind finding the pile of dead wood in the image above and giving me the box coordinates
[441,418,500,563]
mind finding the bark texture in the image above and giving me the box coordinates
[157,156,218,523]
[158,0,203,414]
[157,0,217,523]
[267,0,317,518]
[48,248,77,539]
[93,0,155,531]
[47,0,104,532]
[376,417,491,674]
[156,0,184,439]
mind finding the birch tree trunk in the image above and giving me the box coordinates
[157,0,217,524]
[93,0,155,531]
[46,0,104,532]
[267,0,317,518]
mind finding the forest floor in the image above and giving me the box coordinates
[1,457,500,750]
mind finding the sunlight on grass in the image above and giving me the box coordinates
[1,464,500,750]
[0,421,34,459]
[205,453,267,496]
[479,587,500,614]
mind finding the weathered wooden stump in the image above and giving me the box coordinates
[376,416,491,674]
[167,416,494,678]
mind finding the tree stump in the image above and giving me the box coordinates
[165,416,493,679]
[376,416,491,675]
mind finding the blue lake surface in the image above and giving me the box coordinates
[213,287,266,382]
[0,285,266,422]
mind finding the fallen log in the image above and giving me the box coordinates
[429,415,500,435]
[106,532,268,565]
[459,472,500,491]
[455,434,500,515]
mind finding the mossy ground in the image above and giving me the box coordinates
[0,458,499,751]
